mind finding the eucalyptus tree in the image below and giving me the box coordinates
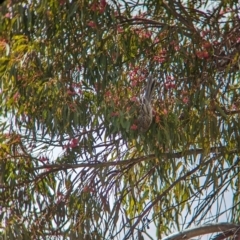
[0,0,239,239]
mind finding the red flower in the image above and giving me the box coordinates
[90,2,98,11]
[196,51,209,59]
[183,97,189,104]
[166,75,174,81]
[87,21,97,28]
[130,96,138,102]
[90,0,107,14]
[105,90,111,97]
[155,115,160,123]
[59,0,66,5]
[70,138,79,148]
[164,83,175,89]
[99,0,107,13]
[201,30,210,37]
[117,26,124,33]
[174,45,180,51]
[163,109,168,115]
[202,42,212,49]
[4,13,11,18]
[83,186,95,193]
[159,49,167,54]
[130,124,138,130]
[165,83,171,89]
[131,80,137,87]
[67,89,76,95]
[213,41,220,46]
[153,56,166,63]
[39,156,49,162]
[111,112,119,117]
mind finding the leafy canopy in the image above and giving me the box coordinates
[0,0,240,239]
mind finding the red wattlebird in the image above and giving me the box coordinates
[137,76,156,132]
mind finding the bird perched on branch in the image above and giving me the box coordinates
[137,76,156,132]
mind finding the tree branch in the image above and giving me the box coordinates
[162,222,240,240]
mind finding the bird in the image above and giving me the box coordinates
[137,76,156,132]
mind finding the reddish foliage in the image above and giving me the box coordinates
[90,0,107,14]
[134,28,152,39]
[67,89,76,96]
[163,109,168,115]
[87,21,97,28]
[83,186,95,193]
[201,30,211,37]
[153,56,166,63]
[130,96,138,102]
[59,0,66,5]
[131,80,137,87]
[4,13,11,19]
[202,41,212,49]
[196,50,210,59]
[164,83,176,89]
[130,124,138,130]
[183,97,189,104]
[111,112,119,117]
[63,138,79,149]
[70,138,79,148]
[155,115,160,123]
[117,26,124,33]
[39,156,49,163]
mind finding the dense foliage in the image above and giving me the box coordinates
[0,0,240,239]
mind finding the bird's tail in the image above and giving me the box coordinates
[145,76,155,101]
